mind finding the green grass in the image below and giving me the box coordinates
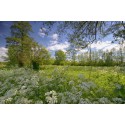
[42,65,125,85]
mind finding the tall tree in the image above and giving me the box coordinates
[55,50,66,65]
[113,29,125,65]
[6,21,34,67]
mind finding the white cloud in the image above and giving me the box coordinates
[51,34,58,41]
[39,32,46,37]
[47,41,70,52]
[50,40,58,45]
[40,28,46,32]
[47,40,123,55]
[0,47,8,62]
[47,33,69,52]
[77,41,124,55]
[90,41,120,51]
[49,34,59,45]
[47,33,70,55]
[38,28,46,38]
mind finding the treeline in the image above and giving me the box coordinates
[52,47,125,66]
[76,47,125,66]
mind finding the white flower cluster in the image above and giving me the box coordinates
[45,90,58,104]
[98,97,111,104]
[0,67,125,104]
[69,80,74,85]
[79,98,92,104]
[78,82,96,91]
[0,68,40,104]
[112,98,124,103]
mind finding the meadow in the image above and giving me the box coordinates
[0,65,125,104]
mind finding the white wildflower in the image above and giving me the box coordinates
[99,97,110,104]
[115,83,122,90]
[79,98,91,104]
[45,90,58,104]
[15,97,32,104]
[5,89,18,98]
[35,100,43,104]
[112,98,123,103]
[21,85,27,90]
[69,80,74,85]
[5,97,13,103]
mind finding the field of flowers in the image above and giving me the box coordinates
[0,65,125,104]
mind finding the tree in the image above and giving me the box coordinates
[42,21,125,54]
[6,21,33,67]
[55,50,66,65]
[43,21,125,45]
[66,44,77,65]
[113,29,125,65]
[42,21,125,67]
[31,45,51,70]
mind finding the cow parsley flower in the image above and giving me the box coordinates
[79,98,92,104]
[5,97,13,104]
[98,97,110,104]
[69,80,74,85]
[115,83,122,90]
[35,100,43,104]
[21,85,27,90]
[112,98,123,103]
[45,90,58,104]
[5,89,18,98]
[15,97,32,104]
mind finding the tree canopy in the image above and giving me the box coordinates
[43,21,125,48]
[6,21,50,69]
[55,50,66,65]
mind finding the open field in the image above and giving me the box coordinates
[0,65,125,104]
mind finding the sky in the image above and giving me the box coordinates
[0,21,121,61]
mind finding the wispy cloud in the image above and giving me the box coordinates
[47,41,70,52]
[77,41,124,55]
[90,41,120,51]
[48,33,59,45]
[47,33,70,52]
[38,27,47,38]
[47,39,122,55]
[50,40,58,45]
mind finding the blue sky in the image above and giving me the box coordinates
[0,21,114,47]
[0,21,54,47]
[0,21,121,61]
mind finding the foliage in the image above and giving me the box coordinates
[43,21,125,47]
[6,21,34,67]
[6,22,51,69]
[0,66,125,104]
[55,50,66,65]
